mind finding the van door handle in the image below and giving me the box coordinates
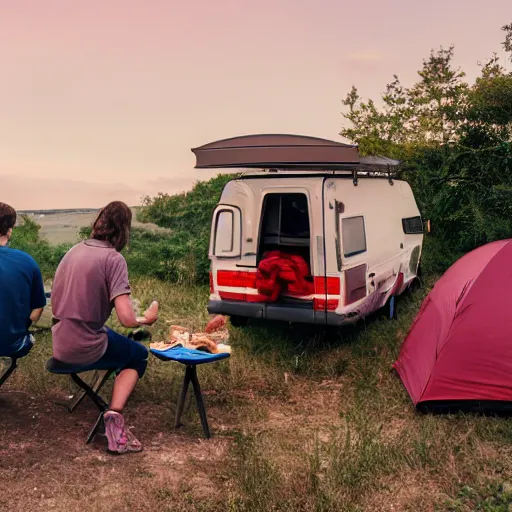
[369,273,376,287]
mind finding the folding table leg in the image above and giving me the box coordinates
[175,366,192,428]
[189,366,211,439]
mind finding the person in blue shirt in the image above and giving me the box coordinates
[0,202,47,358]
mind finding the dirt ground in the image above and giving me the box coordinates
[0,374,342,512]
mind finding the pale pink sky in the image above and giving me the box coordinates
[1,0,509,209]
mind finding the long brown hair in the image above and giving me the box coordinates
[91,201,132,252]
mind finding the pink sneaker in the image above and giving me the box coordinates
[103,411,143,454]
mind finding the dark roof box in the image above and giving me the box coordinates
[191,134,399,170]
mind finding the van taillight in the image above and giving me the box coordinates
[313,277,340,311]
[313,277,341,295]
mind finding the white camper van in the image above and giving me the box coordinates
[192,134,424,327]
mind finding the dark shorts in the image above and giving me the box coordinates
[77,328,149,379]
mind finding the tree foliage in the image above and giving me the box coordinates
[341,23,512,272]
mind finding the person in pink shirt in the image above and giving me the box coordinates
[51,201,158,454]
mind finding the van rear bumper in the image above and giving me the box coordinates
[207,300,352,326]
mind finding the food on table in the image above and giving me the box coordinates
[150,316,231,354]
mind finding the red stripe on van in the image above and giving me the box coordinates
[216,271,341,309]
[219,291,268,302]
[313,298,339,311]
[209,272,214,293]
[217,270,257,288]
[219,291,246,301]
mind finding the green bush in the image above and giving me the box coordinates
[136,174,236,283]
[10,216,71,277]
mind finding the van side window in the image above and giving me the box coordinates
[342,216,367,257]
[215,211,234,253]
[212,207,242,258]
[211,205,241,258]
[402,216,423,234]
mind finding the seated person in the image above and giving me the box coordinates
[0,202,46,360]
[51,201,158,454]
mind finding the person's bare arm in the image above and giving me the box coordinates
[114,294,158,328]
[30,308,44,324]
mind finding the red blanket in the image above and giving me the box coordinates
[255,251,314,302]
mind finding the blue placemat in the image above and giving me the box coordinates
[150,346,230,365]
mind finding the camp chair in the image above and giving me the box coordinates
[45,330,150,442]
[46,358,116,444]
[50,330,151,414]
[0,357,18,388]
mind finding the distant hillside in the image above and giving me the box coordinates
[16,207,166,245]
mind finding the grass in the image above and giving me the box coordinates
[2,277,512,511]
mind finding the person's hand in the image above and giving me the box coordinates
[136,301,158,326]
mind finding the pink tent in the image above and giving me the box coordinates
[393,240,512,413]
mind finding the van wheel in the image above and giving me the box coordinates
[230,315,248,328]
[408,278,421,294]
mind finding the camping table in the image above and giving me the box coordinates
[150,346,230,439]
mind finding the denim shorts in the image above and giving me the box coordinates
[76,328,149,379]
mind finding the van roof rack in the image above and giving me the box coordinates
[191,134,400,172]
